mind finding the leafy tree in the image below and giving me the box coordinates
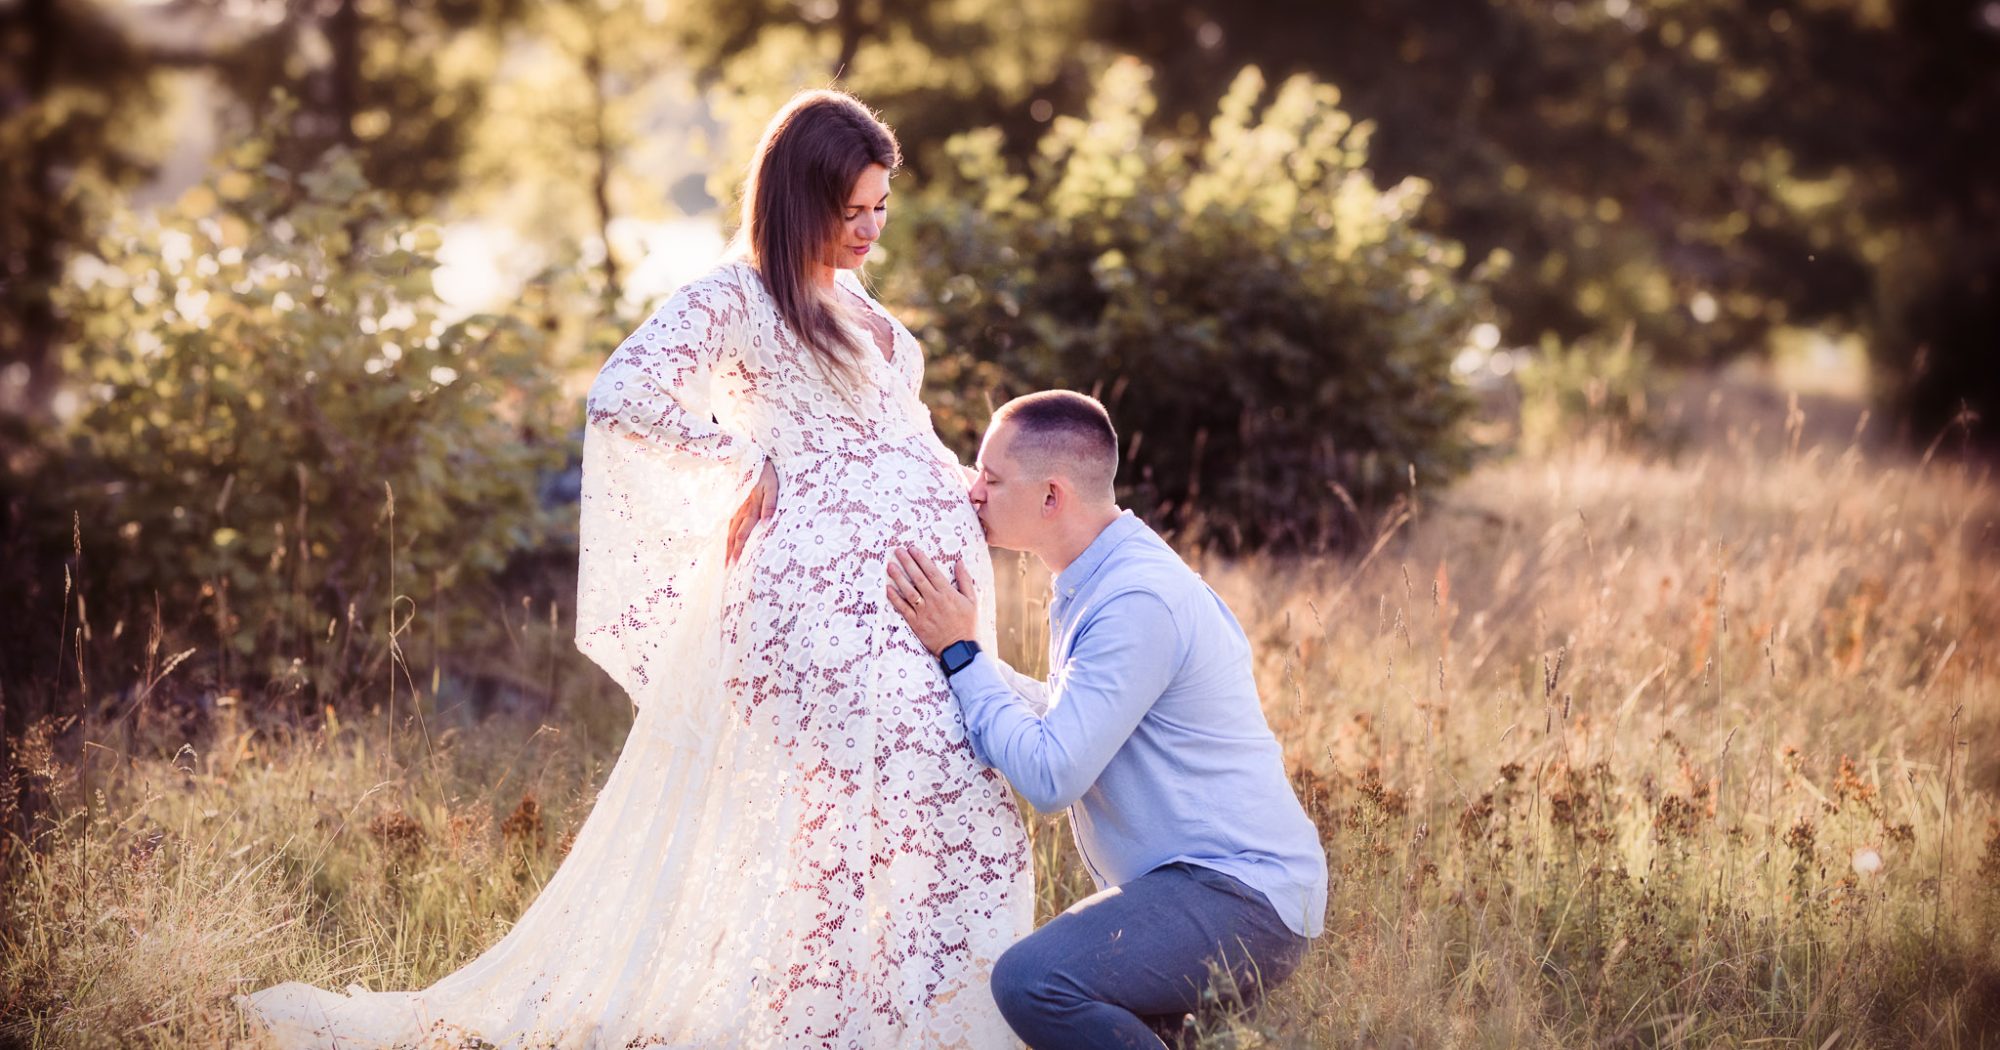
[206,0,528,216]
[3,0,532,429]
[884,60,1486,548]
[663,0,1091,191]
[0,0,168,419]
[1095,0,2000,437]
[27,131,566,702]
[458,1,709,312]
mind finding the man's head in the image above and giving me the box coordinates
[971,391,1119,553]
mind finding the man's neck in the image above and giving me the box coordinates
[1037,506,1124,577]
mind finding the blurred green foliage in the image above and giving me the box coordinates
[1513,327,1656,456]
[204,0,529,216]
[665,0,1088,192]
[41,133,565,696]
[1096,0,2000,440]
[884,61,1486,547]
[656,0,1997,441]
[2,0,1994,717]
[0,0,165,415]
[1,0,533,414]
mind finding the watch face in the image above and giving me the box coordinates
[942,640,979,673]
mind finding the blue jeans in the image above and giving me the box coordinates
[989,862,1310,1049]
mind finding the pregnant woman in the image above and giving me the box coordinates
[239,89,1034,1048]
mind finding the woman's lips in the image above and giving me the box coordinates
[850,244,871,256]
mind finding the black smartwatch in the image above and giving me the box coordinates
[939,639,982,678]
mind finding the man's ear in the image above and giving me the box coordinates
[1041,478,1063,517]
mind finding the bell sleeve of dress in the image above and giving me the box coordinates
[576,269,767,721]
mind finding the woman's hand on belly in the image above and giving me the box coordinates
[727,461,778,565]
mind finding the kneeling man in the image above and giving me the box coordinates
[887,391,1328,1049]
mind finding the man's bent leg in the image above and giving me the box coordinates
[988,863,1308,1050]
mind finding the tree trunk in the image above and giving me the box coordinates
[2,0,65,420]
[833,0,865,82]
[584,23,621,303]
[328,0,361,147]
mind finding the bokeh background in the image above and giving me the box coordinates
[2,2,1997,1047]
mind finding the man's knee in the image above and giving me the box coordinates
[990,938,1052,1016]
[992,932,1092,1030]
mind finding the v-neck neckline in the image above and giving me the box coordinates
[837,282,897,366]
[740,262,898,369]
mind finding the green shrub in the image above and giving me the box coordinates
[43,136,565,699]
[1513,325,1658,456]
[883,59,1487,548]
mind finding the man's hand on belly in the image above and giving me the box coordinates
[886,548,977,656]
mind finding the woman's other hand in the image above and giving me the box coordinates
[727,461,778,565]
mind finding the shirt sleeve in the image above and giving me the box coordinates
[995,659,1052,717]
[948,591,1181,811]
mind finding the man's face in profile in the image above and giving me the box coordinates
[968,420,1042,552]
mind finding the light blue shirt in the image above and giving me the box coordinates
[950,512,1329,938]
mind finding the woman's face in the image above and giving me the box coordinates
[826,163,892,272]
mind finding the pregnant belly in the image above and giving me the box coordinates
[736,440,984,588]
[755,442,983,564]
[719,440,994,727]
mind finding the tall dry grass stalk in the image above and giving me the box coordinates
[4,420,1997,1048]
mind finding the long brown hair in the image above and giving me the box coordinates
[735,89,901,384]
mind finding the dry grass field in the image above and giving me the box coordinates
[4,388,1997,1048]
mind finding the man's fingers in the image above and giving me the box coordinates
[893,549,930,598]
[909,549,944,589]
[953,557,977,599]
[894,547,971,600]
[887,558,923,605]
[885,579,926,623]
[908,549,955,593]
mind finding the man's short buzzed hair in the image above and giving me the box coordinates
[990,390,1119,501]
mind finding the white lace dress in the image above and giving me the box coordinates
[238,262,1035,1048]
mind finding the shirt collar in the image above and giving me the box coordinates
[1052,511,1145,603]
